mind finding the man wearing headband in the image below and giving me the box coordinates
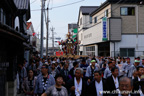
[122,58,132,76]
[140,59,144,67]
[85,60,99,84]
[34,64,55,96]
[127,58,140,77]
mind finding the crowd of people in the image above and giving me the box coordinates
[17,55,144,96]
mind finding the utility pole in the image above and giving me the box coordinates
[40,0,45,58]
[46,8,49,57]
[51,27,55,55]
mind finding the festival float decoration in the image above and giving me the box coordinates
[58,32,80,56]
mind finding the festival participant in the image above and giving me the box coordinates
[140,59,144,67]
[137,75,144,96]
[132,70,138,80]
[23,70,37,96]
[28,60,36,74]
[87,71,107,96]
[18,62,27,93]
[35,60,41,76]
[106,67,119,96]
[127,59,140,77]
[133,66,144,92]
[86,57,91,65]
[41,74,68,96]
[67,68,87,96]
[60,63,70,85]
[85,60,99,83]
[57,62,64,72]
[80,59,89,78]
[103,61,113,79]
[34,64,55,96]
[69,62,79,78]
[122,58,132,76]
[49,63,60,78]
[119,77,134,96]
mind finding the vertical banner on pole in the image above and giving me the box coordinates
[102,17,108,41]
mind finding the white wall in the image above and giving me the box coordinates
[95,44,98,56]
[110,34,144,57]
[83,22,103,45]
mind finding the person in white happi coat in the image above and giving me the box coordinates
[127,59,140,78]
[103,61,113,79]
[122,58,132,76]
[139,59,144,67]
[85,60,99,83]
[67,68,87,96]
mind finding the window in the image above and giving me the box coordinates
[105,9,108,17]
[86,46,95,51]
[94,16,97,23]
[120,48,135,57]
[86,46,95,56]
[89,16,92,24]
[121,7,135,16]
[0,8,6,24]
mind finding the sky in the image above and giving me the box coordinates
[29,0,106,47]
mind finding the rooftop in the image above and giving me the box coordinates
[80,6,99,15]
[13,0,29,10]
[91,0,143,16]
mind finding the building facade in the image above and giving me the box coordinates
[78,0,144,59]
[0,0,31,96]
[77,6,99,55]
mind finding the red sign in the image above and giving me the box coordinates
[56,51,63,56]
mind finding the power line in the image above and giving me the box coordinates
[31,9,42,11]
[50,0,85,9]
[31,0,85,11]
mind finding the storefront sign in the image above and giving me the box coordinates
[102,17,108,41]
[84,33,92,39]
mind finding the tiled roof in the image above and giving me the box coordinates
[13,0,29,10]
